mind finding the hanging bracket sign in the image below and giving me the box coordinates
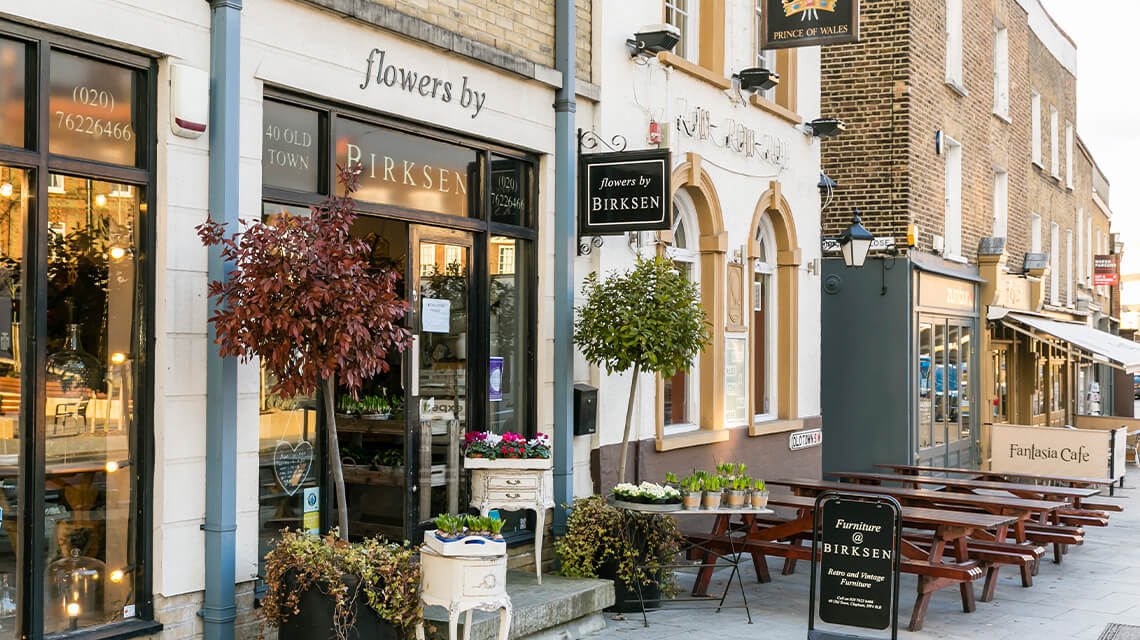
[809,491,902,638]
[760,0,860,50]
[579,148,672,236]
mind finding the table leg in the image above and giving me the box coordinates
[909,590,933,632]
[954,537,976,613]
[498,602,512,640]
[448,608,460,640]
[691,515,729,597]
[463,609,473,640]
[534,507,545,585]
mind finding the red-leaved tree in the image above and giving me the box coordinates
[198,165,413,539]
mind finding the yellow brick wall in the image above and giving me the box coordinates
[367,0,592,82]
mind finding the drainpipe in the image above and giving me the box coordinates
[552,0,576,535]
[202,1,241,638]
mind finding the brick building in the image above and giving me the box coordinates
[818,0,1129,475]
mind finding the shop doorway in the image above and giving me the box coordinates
[917,316,976,468]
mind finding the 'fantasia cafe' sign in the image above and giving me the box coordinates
[760,0,860,50]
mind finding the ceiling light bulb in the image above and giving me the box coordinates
[66,602,80,617]
[0,183,11,198]
[105,460,119,473]
[110,569,124,583]
[109,246,127,260]
[111,352,127,364]
[95,194,107,207]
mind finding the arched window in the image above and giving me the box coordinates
[752,215,777,421]
[663,191,700,431]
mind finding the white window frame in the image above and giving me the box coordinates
[992,168,1008,238]
[1050,222,1060,305]
[754,0,777,100]
[48,173,65,194]
[665,0,698,63]
[945,0,964,90]
[420,243,436,276]
[1065,122,1074,188]
[444,245,462,270]
[993,23,1009,118]
[1066,229,1073,306]
[1085,212,1092,284]
[752,215,778,424]
[1050,106,1060,178]
[1076,208,1084,284]
[663,191,700,434]
[943,135,963,259]
[1031,90,1042,165]
[497,245,515,274]
[1030,213,1042,253]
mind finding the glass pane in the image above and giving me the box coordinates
[959,327,971,440]
[933,323,947,446]
[49,51,138,166]
[263,101,320,193]
[335,118,479,217]
[0,40,26,149]
[947,325,961,442]
[261,202,311,224]
[488,238,530,436]
[0,165,28,637]
[753,271,768,417]
[993,346,1008,423]
[918,323,932,449]
[490,156,531,227]
[44,175,140,631]
[664,261,693,425]
[418,237,468,523]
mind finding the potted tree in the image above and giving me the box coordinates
[197,164,414,540]
[574,256,711,484]
[555,495,684,613]
[260,530,421,640]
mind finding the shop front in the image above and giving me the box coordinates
[255,92,541,570]
[821,253,981,473]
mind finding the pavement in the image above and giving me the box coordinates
[587,468,1140,640]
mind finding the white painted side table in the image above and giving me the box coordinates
[416,547,512,640]
[466,457,554,584]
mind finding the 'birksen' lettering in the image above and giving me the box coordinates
[591,195,661,212]
[360,48,486,119]
[822,542,892,560]
[345,143,468,196]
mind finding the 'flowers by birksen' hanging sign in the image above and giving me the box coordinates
[579,148,672,235]
[760,0,860,50]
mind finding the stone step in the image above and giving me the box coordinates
[423,571,614,640]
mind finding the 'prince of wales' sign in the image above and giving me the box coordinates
[760,0,860,50]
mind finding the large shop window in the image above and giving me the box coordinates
[0,23,156,638]
[257,93,538,556]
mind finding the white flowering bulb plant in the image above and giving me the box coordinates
[611,481,682,505]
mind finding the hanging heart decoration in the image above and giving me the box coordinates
[273,440,314,497]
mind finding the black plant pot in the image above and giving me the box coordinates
[598,559,662,613]
[277,574,402,640]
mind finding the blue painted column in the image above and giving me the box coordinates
[552,0,576,534]
[202,1,241,638]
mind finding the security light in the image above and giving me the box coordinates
[804,118,846,139]
[735,67,780,93]
[627,24,682,58]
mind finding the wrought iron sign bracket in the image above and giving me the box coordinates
[576,128,629,256]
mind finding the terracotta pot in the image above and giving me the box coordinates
[702,491,722,509]
[724,490,747,508]
[751,490,770,509]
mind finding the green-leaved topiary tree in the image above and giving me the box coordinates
[574,255,711,484]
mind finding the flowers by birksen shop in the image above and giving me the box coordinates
[611,482,681,505]
[462,431,553,460]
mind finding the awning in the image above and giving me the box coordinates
[994,309,1140,372]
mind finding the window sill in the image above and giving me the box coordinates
[943,254,968,264]
[48,619,163,640]
[655,428,730,452]
[1032,160,1044,170]
[993,111,1011,124]
[750,94,803,125]
[945,80,968,97]
[749,418,803,437]
[656,52,731,90]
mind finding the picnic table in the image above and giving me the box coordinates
[874,464,1124,509]
[832,471,1102,509]
[687,494,1017,631]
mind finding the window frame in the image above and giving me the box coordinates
[661,198,700,434]
[1050,221,1060,305]
[0,20,158,639]
[945,0,964,91]
[664,0,696,63]
[1030,213,1042,253]
[1050,105,1060,178]
[1064,121,1074,188]
[259,88,540,546]
[1066,228,1073,306]
[1030,90,1042,165]
[751,216,778,424]
[992,167,1008,238]
[993,23,1009,119]
[754,1,777,101]
[942,135,963,260]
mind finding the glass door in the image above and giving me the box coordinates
[409,226,472,536]
[917,316,976,468]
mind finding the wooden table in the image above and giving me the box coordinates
[873,464,1118,488]
[691,494,1016,631]
[832,471,1101,508]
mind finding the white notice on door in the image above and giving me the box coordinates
[422,298,451,333]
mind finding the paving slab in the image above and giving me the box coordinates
[584,470,1138,639]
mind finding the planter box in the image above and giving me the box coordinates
[610,498,681,512]
[278,573,400,640]
[422,530,506,557]
[464,456,553,470]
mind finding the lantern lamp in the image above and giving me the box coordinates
[839,209,874,268]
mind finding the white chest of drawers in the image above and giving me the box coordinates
[417,547,511,640]
[466,458,554,584]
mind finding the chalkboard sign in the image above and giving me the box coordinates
[579,149,671,235]
[810,492,901,637]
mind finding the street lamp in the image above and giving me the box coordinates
[839,209,874,268]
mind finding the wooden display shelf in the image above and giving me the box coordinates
[343,465,405,487]
[336,418,405,436]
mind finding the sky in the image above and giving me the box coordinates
[1039,1,1140,272]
